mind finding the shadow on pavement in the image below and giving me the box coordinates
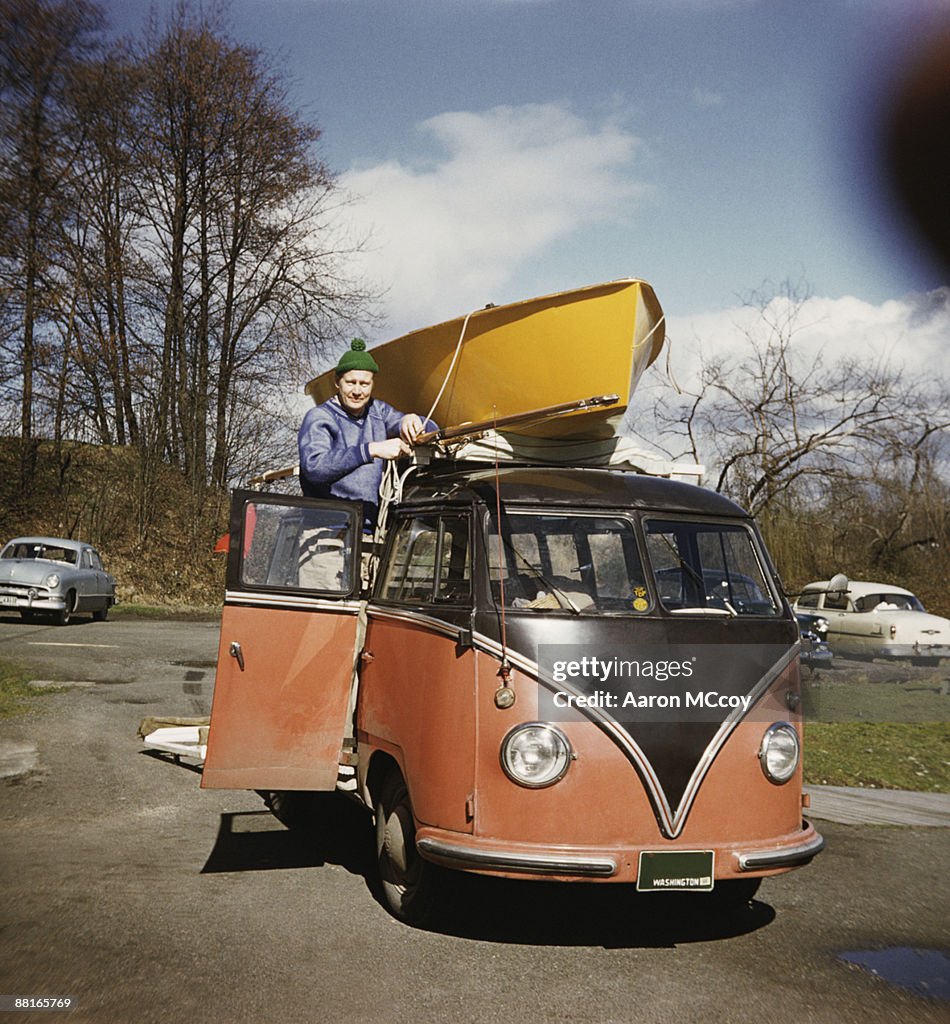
[201,794,374,878]
[200,793,775,947]
[421,871,775,947]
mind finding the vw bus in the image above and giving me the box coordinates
[201,457,823,923]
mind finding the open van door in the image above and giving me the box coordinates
[201,490,363,791]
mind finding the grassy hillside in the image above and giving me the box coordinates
[0,438,229,608]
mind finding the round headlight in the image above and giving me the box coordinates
[759,722,800,784]
[45,573,60,588]
[500,723,572,788]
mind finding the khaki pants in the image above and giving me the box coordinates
[297,528,347,591]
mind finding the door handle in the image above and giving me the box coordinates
[229,641,245,671]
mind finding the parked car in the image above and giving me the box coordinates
[0,536,116,625]
[794,578,949,666]
[795,611,834,670]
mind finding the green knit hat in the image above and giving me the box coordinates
[335,338,379,375]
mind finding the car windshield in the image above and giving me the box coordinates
[1,543,76,565]
[485,511,651,613]
[854,593,925,613]
[644,519,780,616]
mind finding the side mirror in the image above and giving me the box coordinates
[827,572,849,594]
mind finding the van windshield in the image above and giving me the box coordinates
[486,512,652,613]
[644,519,780,616]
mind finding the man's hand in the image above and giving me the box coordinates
[368,437,411,460]
[399,413,425,444]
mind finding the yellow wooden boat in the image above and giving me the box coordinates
[305,278,665,439]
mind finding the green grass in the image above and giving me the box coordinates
[0,658,43,719]
[110,603,220,621]
[804,721,950,792]
[800,675,948,724]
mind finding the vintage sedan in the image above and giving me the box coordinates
[795,578,949,666]
[0,536,116,625]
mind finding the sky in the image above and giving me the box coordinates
[100,0,950,394]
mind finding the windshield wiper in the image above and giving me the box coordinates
[497,537,583,614]
[652,534,738,616]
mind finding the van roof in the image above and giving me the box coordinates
[402,464,748,517]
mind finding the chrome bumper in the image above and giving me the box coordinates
[736,828,825,871]
[417,822,825,880]
[0,593,63,611]
[416,837,617,877]
[874,644,950,660]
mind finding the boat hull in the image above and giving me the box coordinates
[305,279,665,439]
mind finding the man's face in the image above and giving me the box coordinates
[335,370,375,415]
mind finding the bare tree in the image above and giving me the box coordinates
[632,281,950,603]
[0,0,375,557]
[0,0,103,468]
[63,47,145,448]
[650,282,947,516]
[129,5,369,494]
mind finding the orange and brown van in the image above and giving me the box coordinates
[202,460,823,923]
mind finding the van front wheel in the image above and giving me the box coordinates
[375,772,439,925]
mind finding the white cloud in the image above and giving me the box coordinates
[661,289,950,393]
[339,102,647,334]
[623,289,949,461]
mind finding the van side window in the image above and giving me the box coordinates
[241,500,356,595]
[380,514,471,605]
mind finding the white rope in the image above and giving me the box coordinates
[664,344,683,395]
[370,459,420,584]
[368,311,476,581]
[631,310,677,395]
[423,308,477,428]
[372,461,401,558]
[633,312,665,353]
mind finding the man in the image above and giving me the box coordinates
[297,339,434,765]
[298,338,434,531]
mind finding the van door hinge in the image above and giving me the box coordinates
[465,795,475,822]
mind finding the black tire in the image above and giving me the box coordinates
[910,657,940,668]
[374,771,439,925]
[92,602,110,623]
[53,591,76,626]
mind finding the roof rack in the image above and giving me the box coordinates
[417,430,705,482]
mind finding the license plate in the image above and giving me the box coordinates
[0,595,17,606]
[636,850,715,891]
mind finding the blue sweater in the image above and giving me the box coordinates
[298,397,432,528]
